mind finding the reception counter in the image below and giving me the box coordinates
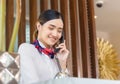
[35,77,120,84]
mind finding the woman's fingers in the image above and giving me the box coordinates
[56,42,66,48]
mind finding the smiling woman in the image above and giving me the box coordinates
[36,19,63,48]
[18,9,69,84]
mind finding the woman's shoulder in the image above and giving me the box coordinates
[18,43,35,51]
[18,43,37,57]
[19,42,33,47]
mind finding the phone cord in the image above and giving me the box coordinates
[55,57,62,72]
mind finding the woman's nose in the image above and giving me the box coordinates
[52,31,58,36]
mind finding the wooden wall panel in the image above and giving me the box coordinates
[69,0,82,77]
[87,0,98,78]
[78,0,91,78]
[18,0,26,46]
[40,0,49,12]
[51,0,58,10]
[6,0,14,51]
[60,0,73,76]
[29,0,37,42]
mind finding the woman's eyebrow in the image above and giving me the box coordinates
[49,24,56,27]
[49,24,63,29]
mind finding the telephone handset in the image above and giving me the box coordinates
[54,32,64,53]
[54,32,69,78]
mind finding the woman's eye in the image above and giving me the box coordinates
[58,30,62,33]
[49,27,54,30]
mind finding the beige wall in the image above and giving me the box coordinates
[109,31,120,59]
[97,31,120,59]
[97,30,120,79]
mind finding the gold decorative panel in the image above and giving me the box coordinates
[97,38,120,80]
[0,51,20,84]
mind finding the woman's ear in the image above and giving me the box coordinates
[36,21,41,30]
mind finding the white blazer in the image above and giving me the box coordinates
[18,42,59,84]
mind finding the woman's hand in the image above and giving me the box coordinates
[56,40,69,71]
[56,40,69,61]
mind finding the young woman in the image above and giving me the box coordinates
[18,9,69,84]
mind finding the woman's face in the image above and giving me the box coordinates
[37,19,63,48]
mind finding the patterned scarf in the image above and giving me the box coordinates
[32,40,55,59]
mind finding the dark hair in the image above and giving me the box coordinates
[33,9,64,41]
[38,9,63,25]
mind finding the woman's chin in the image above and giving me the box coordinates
[47,42,55,47]
[47,40,57,47]
[49,43,55,47]
[49,41,56,45]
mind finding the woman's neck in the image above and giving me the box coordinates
[38,39,52,49]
